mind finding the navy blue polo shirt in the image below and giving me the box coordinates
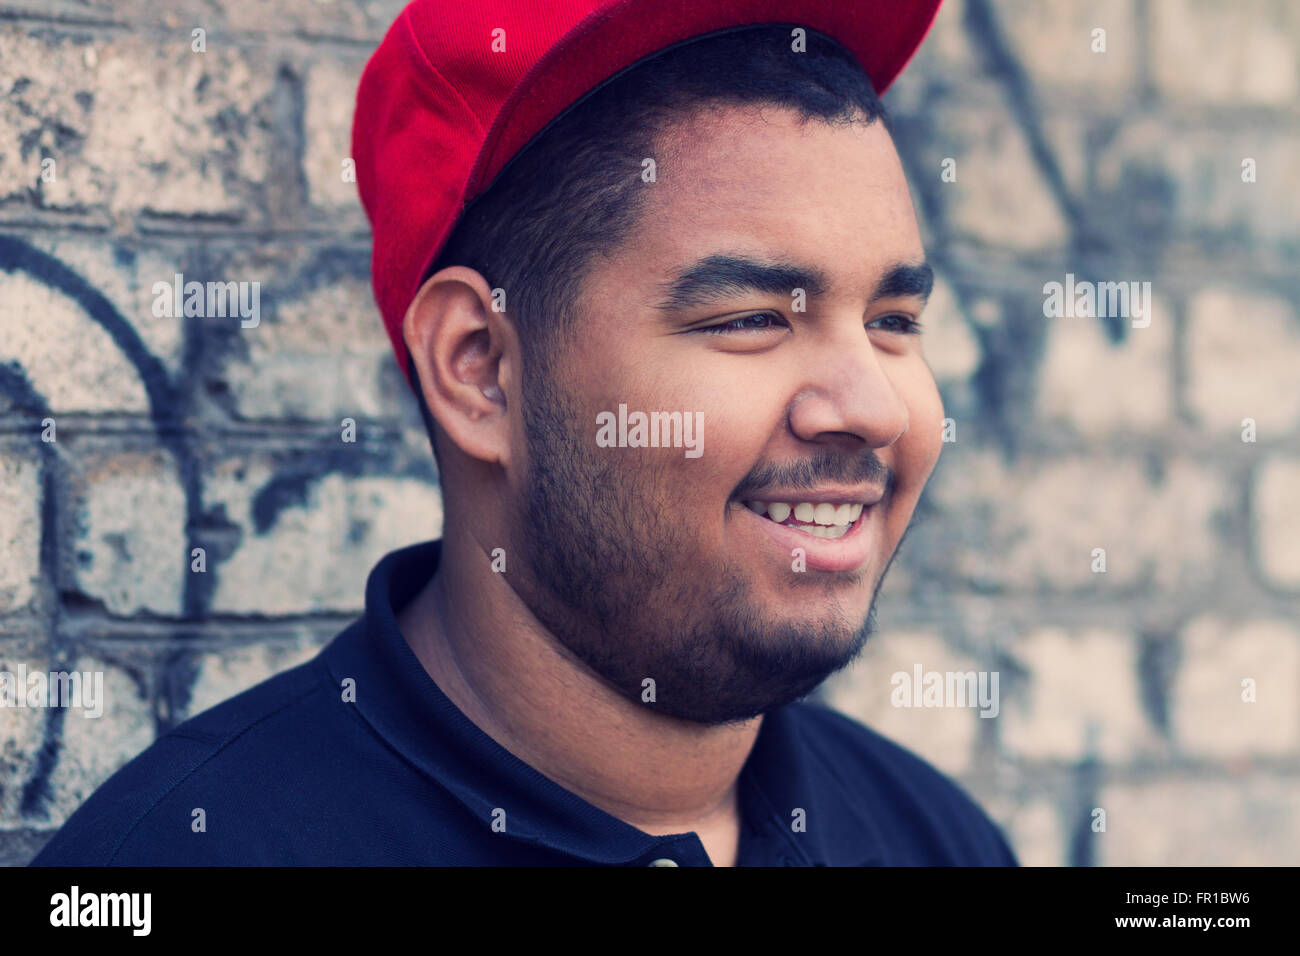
[31,539,1018,867]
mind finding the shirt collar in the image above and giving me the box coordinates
[322,539,883,866]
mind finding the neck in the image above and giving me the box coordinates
[395,530,760,849]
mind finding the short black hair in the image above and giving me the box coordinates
[408,23,889,474]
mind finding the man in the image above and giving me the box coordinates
[32,0,1017,866]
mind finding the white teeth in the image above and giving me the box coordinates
[742,500,868,533]
[802,523,851,539]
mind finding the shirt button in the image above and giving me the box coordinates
[647,858,679,867]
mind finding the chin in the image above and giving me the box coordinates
[748,610,867,648]
[752,586,876,628]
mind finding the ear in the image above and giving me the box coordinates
[403,266,517,469]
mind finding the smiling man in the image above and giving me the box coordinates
[31,0,1018,867]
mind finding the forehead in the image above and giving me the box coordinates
[613,104,924,296]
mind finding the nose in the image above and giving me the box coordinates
[786,330,910,450]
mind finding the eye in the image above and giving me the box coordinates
[693,311,790,335]
[868,313,923,334]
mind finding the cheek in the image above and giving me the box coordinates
[663,394,756,511]
[895,363,946,490]
[580,377,740,517]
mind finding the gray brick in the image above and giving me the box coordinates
[67,448,187,617]
[0,26,276,220]
[41,653,154,826]
[993,796,1069,866]
[1094,118,1300,245]
[1187,288,1300,435]
[1151,0,1300,106]
[6,236,188,387]
[304,59,367,217]
[0,829,55,867]
[928,453,1228,592]
[0,644,49,827]
[822,629,982,776]
[202,457,442,616]
[1039,294,1173,437]
[1098,775,1300,865]
[1254,458,1300,588]
[885,0,978,105]
[0,267,153,414]
[998,0,1140,99]
[1001,626,1158,762]
[926,105,1070,250]
[0,452,42,614]
[47,0,412,42]
[0,646,151,828]
[923,275,982,384]
[1171,615,1300,757]
[207,244,395,423]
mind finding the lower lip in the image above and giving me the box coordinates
[734,502,878,573]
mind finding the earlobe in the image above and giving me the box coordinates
[402,266,515,467]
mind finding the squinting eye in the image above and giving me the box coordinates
[869,314,923,334]
[694,312,789,334]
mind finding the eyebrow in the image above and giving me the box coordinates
[652,254,934,312]
[653,255,827,311]
[872,260,934,303]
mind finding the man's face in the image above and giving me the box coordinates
[507,104,944,725]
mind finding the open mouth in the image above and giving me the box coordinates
[740,500,865,539]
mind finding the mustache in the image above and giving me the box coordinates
[731,449,894,500]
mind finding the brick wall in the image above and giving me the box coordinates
[2,0,1298,865]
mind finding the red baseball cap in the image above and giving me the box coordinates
[352,0,943,389]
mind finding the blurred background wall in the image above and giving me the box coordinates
[1,0,1297,865]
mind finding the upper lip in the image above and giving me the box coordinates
[739,487,886,507]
